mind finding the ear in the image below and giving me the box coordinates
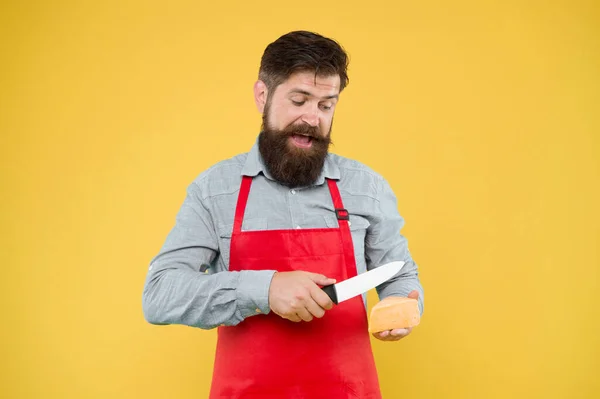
[253,80,268,113]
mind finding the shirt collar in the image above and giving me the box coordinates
[241,135,341,185]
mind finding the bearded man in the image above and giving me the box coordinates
[142,30,424,399]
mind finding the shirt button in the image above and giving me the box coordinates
[290,189,296,195]
[255,308,262,313]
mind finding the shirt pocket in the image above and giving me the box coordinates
[217,218,268,269]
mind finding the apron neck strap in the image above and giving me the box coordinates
[233,176,253,234]
[326,178,345,215]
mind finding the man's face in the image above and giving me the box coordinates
[258,71,341,187]
[264,71,340,142]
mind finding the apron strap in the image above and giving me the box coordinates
[233,176,253,234]
[235,177,358,279]
[326,179,358,279]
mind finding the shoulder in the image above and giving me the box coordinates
[189,152,248,199]
[328,153,387,197]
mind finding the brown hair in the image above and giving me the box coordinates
[258,31,349,93]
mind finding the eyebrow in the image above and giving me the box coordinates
[289,89,339,100]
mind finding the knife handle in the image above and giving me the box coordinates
[321,284,338,305]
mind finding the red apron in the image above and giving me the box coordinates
[209,176,381,399]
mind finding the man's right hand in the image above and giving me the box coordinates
[268,271,336,322]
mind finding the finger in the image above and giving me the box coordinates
[390,328,410,337]
[296,307,313,322]
[288,314,301,322]
[378,330,390,338]
[373,329,412,341]
[372,331,394,342]
[308,273,336,286]
[276,310,300,323]
[407,290,419,300]
[304,297,326,319]
[310,284,334,310]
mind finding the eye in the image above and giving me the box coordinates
[291,100,305,106]
[319,103,333,111]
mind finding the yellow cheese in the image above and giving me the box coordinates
[368,296,420,333]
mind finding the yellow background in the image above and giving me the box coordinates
[2,0,599,398]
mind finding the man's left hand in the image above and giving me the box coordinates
[372,290,419,342]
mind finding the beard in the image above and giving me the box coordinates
[258,106,332,188]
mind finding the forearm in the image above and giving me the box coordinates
[367,176,425,315]
[142,261,275,329]
[141,179,278,329]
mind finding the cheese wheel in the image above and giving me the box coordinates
[368,296,420,333]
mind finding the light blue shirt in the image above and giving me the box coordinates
[142,138,424,329]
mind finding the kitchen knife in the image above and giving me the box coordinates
[321,261,405,304]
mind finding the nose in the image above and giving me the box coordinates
[300,106,319,127]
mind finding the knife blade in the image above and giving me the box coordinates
[321,261,405,304]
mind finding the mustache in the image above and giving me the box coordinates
[280,124,331,144]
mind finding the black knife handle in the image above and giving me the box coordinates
[321,284,338,305]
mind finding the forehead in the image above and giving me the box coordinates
[276,71,341,96]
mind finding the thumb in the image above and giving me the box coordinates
[407,290,419,300]
[308,273,336,286]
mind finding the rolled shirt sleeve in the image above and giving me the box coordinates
[142,181,275,329]
[366,177,425,315]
